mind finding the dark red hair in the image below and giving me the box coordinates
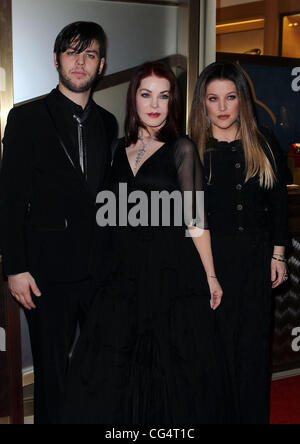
[125,61,182,145]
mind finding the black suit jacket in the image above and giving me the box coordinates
[0,90,118,283]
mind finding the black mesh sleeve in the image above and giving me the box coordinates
[174,137,209,230]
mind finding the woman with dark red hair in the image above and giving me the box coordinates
[63,62,228,424]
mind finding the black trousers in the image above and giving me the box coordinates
[211,232,273,424]
[25,278,95,425]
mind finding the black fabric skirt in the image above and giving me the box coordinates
[211,231,274,424]
[62,226,231,424]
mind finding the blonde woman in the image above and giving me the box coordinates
[190,61,289,424]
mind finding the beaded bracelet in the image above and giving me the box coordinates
[272,256,286,263]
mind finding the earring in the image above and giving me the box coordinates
[206,116,211,130]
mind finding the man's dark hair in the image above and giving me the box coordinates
[54,21,107,62]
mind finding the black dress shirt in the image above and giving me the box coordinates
[51,88,103,197]
[203,128,290,246]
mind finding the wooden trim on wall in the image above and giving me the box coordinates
[0,278,24,425]
[217,51,300,67]
[216,19,265,35]
[0,273,10,420]
[6,286,24,425]
[0,0,24,425]
[23,370,34,388]
[0,0,14,157]
[104,0,179,6]
[217,1,264,24]
[279,0,300,14]
[217,0,300,25]
[264,0,280,56]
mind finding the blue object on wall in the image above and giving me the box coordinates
[240,62,300,152]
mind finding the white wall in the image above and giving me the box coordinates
[94,81,130,136]
[12,0,178,104]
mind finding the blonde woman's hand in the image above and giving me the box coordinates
[207,276,223,310]
[271,259,288,289]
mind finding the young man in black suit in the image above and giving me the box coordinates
[0,21,118,424]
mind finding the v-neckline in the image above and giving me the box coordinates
[124,141,168,179]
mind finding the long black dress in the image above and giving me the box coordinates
[203,129,290,424]
[63,137,229,424]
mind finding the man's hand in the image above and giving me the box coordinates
[8,272,42,310]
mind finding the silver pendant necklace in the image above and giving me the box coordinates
[134,133,155,173]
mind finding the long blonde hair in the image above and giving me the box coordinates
[189,62,276,189]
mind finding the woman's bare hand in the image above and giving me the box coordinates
[207,276,223,310]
